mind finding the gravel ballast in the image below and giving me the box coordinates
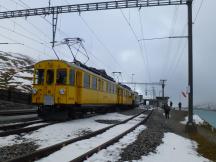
[0,142,38,162]
[119,110,166,161]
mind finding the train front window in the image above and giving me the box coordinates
[46,69,54,85]
[57,69,67,85]
[35,69,44,84]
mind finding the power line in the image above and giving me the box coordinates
[0,5,51,43]
[167,41,187,82]
[11,0,69,38]
[165,24,187,79]
[138,9,151,82]
[139,35,188,41]
[0,32,52,58]
[79,15,126,72]
[193,0,204,23]
[119,9,151,82]
[161,6,179,78]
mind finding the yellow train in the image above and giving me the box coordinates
[32,60,137,119]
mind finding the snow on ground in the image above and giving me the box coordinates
[36,114,145,162]
[0,112,132,148]
[0,135,24,147]
[24,122,49,128]
[85,125,146,162]
[181,114,204,125]
[137,133,210,162]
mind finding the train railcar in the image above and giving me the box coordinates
[32,60,136,120]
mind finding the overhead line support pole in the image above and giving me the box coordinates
[187,0,194,127]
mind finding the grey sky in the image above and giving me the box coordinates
[0,0,215,107]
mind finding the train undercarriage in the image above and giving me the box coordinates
[37,104,135,121]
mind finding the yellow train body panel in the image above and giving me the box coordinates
[32,60,133,108]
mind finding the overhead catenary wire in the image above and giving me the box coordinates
[11,0,69,38]
[193,0,205,24]
[0,32,51,58]
[119,8,151,82]
[167,41,187,82]
[161,5,179,78]
[9,0,83,59]
[138,9,151,82]
[79,15,128,73]
[165,24,187,79]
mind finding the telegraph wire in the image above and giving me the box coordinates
[11,0,69,38]
[1,4,51,42]
[119,10,146,73]
[161,6,179,78]
[193,0,205,24]
[138,9,151,82]
[0,32,52,58]
[166,24,187,79]
[63,0,130,82]
[167,41,187,82]
[79,15,127,73]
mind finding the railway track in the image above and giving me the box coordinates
[0,121,53,137]
[5,110,152,162]
[0,109,37,116]
[0,112,100,137]
[0,119,44,131]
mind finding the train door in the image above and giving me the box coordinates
[75,70,83,104]
[44,69,55,105]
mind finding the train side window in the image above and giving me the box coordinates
[84,72,90,88]
[56,69,67,85]
[98,79,103,91]
[107,82,110,93]
[92,77,97,90]
[103,81,106,92]
[69,69,75,85]
[46,69,54,85]
[35,69,44,84]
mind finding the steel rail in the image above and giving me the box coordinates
[70,110,153,162]
[0,122,54,137]
[0,109,37,116]
[6,110,149,162]
[0,119,44,131]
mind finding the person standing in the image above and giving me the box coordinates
[170,101,173,108]
[163,103,171,119]
[178,102,182,111]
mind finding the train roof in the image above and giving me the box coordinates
[71,60,115,82]
[35,59,132,90]
[118,83,132,91]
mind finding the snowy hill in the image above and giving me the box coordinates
[0,51,35,93]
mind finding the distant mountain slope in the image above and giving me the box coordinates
[0,51,35,93]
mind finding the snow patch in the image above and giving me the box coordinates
[0,112,132,148]
[36,114,145,162]
[137,132,210,162]
[181,115,204,125]
[85,125,146,162]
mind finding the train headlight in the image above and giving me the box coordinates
[59,88,65,95]
[32,88,37,94]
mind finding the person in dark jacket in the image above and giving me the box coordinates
[163,103,171,119]
[178,102,182,111]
